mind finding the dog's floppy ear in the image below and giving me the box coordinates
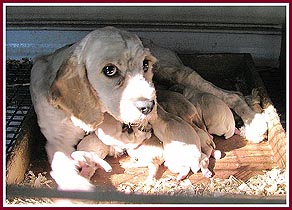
[48,56,103,131]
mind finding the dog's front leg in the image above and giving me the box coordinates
[46,142,96,192]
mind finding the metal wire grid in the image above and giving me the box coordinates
[6,60,33,154]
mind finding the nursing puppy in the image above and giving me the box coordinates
[72,112,153,180]
[157,89,221,160]
[149,104,212,180]
[144,38,267,142]
[95,113,153,151]
[178,85,239,139]
[122,135,164,184]
[157,89,207,132]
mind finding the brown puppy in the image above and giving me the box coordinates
[150,104,212,180]
[174,85,238,139]
[95,113,152,151]
[145,38,267,143]
[72,113,153,180]
[157,89,221,160]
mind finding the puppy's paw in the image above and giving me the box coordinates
[234,127,241,135]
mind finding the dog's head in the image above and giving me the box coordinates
[48,27,157,131]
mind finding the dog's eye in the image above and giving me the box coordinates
[103,65,118,77]
[143,60,150,72]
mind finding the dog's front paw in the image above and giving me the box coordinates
[241,113,268,143]
[71,151,112,174]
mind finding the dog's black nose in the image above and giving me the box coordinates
[135,99,155,115]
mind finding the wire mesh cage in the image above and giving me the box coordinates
[6,59,33,155]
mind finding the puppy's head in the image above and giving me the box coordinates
[49,27,157,130]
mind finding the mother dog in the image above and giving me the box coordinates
[30,26,267,191]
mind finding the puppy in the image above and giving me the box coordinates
[149,104,212,180]
[179,85,238,139]
[73,116,159,185]
[95,112,153,151]
[157,89,221,160]
[157,89,207,132]
[122,135,164,184]
[72,112,153,180]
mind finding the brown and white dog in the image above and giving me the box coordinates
[30,27,157,191]
[30,26,267,191]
